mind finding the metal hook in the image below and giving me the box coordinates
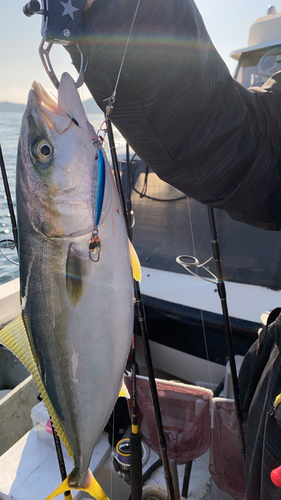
[39,39,88,89]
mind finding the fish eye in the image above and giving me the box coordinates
[34,139,53,163]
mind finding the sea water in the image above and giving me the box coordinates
[0,111,124,285]
[0,112,21,285]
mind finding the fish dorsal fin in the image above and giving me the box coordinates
[0,314,73,459]
[128,238,142,282]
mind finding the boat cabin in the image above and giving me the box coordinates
[231,5,281,87]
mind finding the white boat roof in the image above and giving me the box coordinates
[230,6,281,60]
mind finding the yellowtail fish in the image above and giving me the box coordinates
[0,72,141,499]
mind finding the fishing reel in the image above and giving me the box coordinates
[112,438,149,485]
[22,0,88,88]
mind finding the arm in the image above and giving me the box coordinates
[73,0,281,230]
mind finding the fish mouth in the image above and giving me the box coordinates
[30,73,88,135]
[31,81,58,113]
[30,78,72,134]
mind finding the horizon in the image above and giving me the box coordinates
[0,97,93,105]
[1,1,281,103]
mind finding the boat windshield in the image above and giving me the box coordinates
[234,46,281,88]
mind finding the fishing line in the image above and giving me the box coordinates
[183,199,229,495]
[104,0,142,110]
[184,197,214,390]
[49,91,101,145]
[65,112,99,145]
[181,205,245,480]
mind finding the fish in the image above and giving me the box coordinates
[0,72,141,499]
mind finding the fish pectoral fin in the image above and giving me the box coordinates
[119,376,130,399]
[66,243,84,307]
[128,238,142,282]
[0,314,73,460]
[45,469,109,500]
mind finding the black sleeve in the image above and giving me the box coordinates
[71,0,281,230]
[238,312,281,499]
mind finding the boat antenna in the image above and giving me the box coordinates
[207,206,245,460]
[106,118,176,500]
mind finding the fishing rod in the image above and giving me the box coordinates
[125,143,142,500]
[52,425,72,498]
[0,145,18,251]
[0,144,72,499]
[107,119,176,500]
[126,143,133,241]
[207,206,245,459]
[107,122,142,500]
[37,395,73,498]
[129,329,143,500]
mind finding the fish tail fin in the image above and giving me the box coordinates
[45,469,109,500]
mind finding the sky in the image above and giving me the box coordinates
[0,0,280,103]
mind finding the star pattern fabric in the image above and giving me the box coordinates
[60,0,79,20]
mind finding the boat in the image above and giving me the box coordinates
[0,4,280,500]
[116,4,281,386]
[2,5,281,387]
[0,276,243,498]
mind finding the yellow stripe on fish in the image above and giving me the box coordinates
[0,314,111,500]
[0,314,73,459]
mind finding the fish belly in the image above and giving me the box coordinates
[19,208,133,471]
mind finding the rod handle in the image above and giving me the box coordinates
[130,431,142,500]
